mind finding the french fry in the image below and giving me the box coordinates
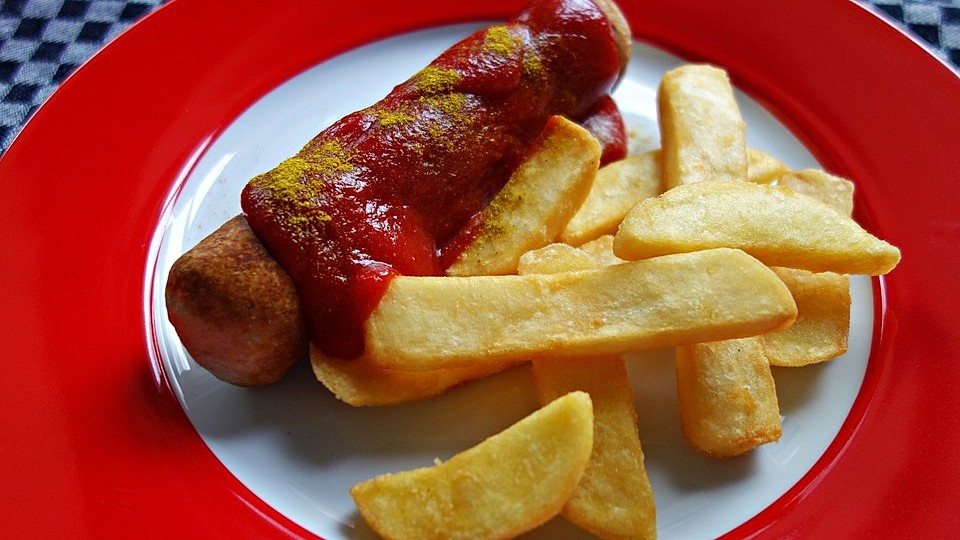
[532,357,656,539]
[559,147,788,248]
[335,59,904,534]
[309,346,521,406]
[675,338,782,458]
[613,180,901,275]
[576,235,625,267]
[517,242,598,274]
[746,148,788,184]
[773,168,855,217]
[520,244,655,540]
[560,150,663,246]
[762,268,851,366]
[658,64,748,188]
[365,248,796,372]
[351,391,594,540]
[656,64,783,458]
[446,116,600,276]
[516,235,623,275]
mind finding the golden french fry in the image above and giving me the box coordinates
[675,338,782,458]
[658,64,747,188]
[560,150,663,246]
[532,357,656,540]
[517,235,623,276]
[516,242,598,274]
[762,268,850,366]
[774,168,855,217]
[746,148,788,184]
[309,346,521,406]
[614,180,901,275]
[446,116,600,276]
[365,248,797,372]
[351,391,594,540]
[575,235,624,267]
[657,65,785,458]
[520,241,655,540]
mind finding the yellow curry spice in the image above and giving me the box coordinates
[413,66,461,95]
[483,25,522,58]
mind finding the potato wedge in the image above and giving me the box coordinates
[658,64,747,188]
[675,338,782,458]
[614,180,901,275]
[558,147,787,248]
[560,150,663,246]
[446,116,600,276]
[365,248,797,372]
[351,391,594,540]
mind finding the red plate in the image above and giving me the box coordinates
[0,0,957,538]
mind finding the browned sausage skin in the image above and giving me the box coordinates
[165,216,307,386]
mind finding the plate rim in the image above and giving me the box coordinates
[0,0,958,538]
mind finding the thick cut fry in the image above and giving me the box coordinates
[365,248,797,372]
[446,116,601,276]
[614,180,901,275]
[763,267,851,366]
[520,239,654,540]
[560,150,663,246]
[774,168,855,217]
[675,338,782,458]
[656,64,784,458]
[532,357,656,540]
[658,64,747,188]
[309,346,521,406]
[350,391,594,540]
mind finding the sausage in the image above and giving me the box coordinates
[166,0,633,385]
[165,216,308,386]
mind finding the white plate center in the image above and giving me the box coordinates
[147,24,873,540]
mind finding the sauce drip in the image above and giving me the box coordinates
[242,0,625,358]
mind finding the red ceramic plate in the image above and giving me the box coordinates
[0,0,957,538]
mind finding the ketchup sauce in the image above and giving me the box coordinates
[242,0,625,358]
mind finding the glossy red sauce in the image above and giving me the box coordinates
[241,0,625,358]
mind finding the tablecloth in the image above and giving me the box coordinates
[1,0,958,154]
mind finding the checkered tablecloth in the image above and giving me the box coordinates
[1,0,958,154]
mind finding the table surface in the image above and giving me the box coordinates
[1,0,958,153]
